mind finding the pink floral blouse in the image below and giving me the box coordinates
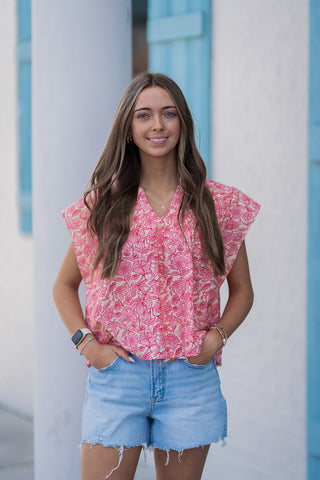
[63,180,260,365]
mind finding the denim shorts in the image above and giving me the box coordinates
[82,354,227,453]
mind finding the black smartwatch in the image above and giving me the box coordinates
[71,328,92,348]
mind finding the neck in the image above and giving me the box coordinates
[139,155,178,194]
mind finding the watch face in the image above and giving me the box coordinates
[71,330,83,345]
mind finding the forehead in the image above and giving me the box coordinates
[135,86,175,108]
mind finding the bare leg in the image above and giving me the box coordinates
[81,443,142,480]
[154,445,210,480]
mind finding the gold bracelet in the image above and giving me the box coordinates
[216,323,228,340]
[211,324,228,346]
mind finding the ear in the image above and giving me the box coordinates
[127,127,132,136]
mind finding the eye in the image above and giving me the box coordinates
[164,111,176,118]
[137,113,149,119]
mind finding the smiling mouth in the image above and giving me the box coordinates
[147,137,168,144]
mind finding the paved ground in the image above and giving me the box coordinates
[0,406,155,480]
[0,407,33,480]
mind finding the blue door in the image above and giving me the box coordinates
[147,0,212,173]
[307,1,320,478]
[17,0,32,233]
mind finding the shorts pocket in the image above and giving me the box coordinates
[181,358,215,369]
[93,356,121,372]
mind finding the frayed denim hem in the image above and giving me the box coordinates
[80,441,148,479]
[80,436,227,478]
[152,435,227,465]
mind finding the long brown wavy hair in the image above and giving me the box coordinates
[84,72,225,278]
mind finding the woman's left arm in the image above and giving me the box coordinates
[189,241,254,364]
[218,240,254,336]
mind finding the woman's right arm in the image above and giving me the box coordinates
[53,242,132,367]
[53,242,86,334]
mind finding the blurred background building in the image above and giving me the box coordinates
[0,1,319,479]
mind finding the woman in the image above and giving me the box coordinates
[53,72,260,480]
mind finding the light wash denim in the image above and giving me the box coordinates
[82,354,227,455]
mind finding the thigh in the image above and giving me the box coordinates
[154,445,210,480]
[81,443,142,480]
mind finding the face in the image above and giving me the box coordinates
[130,86,181,162]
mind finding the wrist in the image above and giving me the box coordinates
[208,328,224,351]
[210,323,228,347]
[78,335,95,353]
[79,337,100,362]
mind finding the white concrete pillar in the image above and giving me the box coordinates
[32,2,131,479]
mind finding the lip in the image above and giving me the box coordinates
[147,137,168,144]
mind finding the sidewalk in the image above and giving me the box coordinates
[0,406,33,480]
[0,406,155,480]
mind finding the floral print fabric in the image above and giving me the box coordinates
[63,180,260,365]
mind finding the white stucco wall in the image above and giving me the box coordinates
[0,0,34,417]
[205,1,308,479]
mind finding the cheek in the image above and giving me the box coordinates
[131,128,139,142]
[173,118,181,134]
[130,122,136,135]
[173,122,181,139]
[131,122,146,138]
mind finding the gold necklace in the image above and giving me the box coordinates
[143,188,176,211]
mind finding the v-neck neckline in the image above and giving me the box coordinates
[138,185,181,220]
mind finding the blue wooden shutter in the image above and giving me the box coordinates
[147,0,211,173]
[17,0,32,233]
[308,1,320,478]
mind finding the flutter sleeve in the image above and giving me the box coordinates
[209,181,261,278]
[62,198,97,283]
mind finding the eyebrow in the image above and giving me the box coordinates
[134,105,177,113]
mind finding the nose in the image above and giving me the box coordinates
[151,114,163,130]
